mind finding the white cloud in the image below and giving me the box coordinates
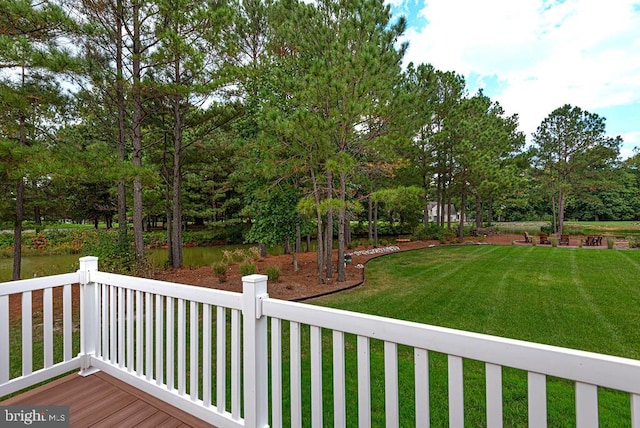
[398,0,640,147]
[621,131,640,159]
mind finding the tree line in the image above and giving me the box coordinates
[2,0,637,282]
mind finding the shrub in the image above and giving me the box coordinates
[0,233,13,249]
[221,250,235,264]
[212,261,228,282]
[413,223,443,241]
[550,237,558,248]
[84,232,137,274]
[540,223,554,235]
[233,248,251,263]
[607,237,615,249]
[239,262,257,276]
[627,236,640,248]
[265,265,281,282]
[248,246,261,261]
[29,235,48,250]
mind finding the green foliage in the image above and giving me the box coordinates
[246,188,307,248]
[264,265,280,282]
[0,233,13,249]
[212,261,228,282]
[627,236,640,248]
[607,237,615,249]
[410,223,458,243]
[372,186,424,229]
[412,223,447,241]
[83,232,137,274]
[540,223,554,235]
[531,104,621,233]
[239,262,257,276]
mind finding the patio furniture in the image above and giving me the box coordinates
[539,233,551,244]
[559,234,570,246]
[524,232,532,243]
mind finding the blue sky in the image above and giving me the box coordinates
[388,0,640,158]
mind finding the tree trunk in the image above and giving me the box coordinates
[475,193,482,228]
[294,223,301,271]
[436,175,442,227]
[337,173,346,282]
[12,106,27,281]
[34,206,41,227]
[12,179,24,281]
[296,221,302,258]
[367,197,373,241]
[373,201,378,247]
[316,210,324,284]
[131,0,145,262]
[325,172,333,282]
[116,0,128,245]
[488,198,494,224]
[166,200,173,268]
[292,247,298,272]
[551,191,558,233]
[423,196,429,227]
[557,190,565,236]
[171,60,184,269]
[447,193,452,229]
[458,187,467,240]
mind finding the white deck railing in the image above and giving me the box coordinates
[2,256,640,427]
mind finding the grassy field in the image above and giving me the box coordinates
[307,245,640,426]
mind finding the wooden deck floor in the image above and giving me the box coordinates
[0,372,212,427]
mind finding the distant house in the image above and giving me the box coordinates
[426,202,459,223]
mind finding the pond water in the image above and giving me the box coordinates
[0,244,252,282]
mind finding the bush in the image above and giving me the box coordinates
[0,233,13,249]
[412,223,458,242]
[627,236,640,248]
[84,232,138,274]
[265,265,281,282]
[540,223,554,235]
[248,246,261,261]
[212,261,228,282]
[607,237,615,249]
[239,262,257,276]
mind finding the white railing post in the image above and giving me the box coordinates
[79,256,100,376]
[242,274,269,428]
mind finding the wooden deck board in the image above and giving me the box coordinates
[0,372,213,427]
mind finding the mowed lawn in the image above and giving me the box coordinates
[308,245,640,426]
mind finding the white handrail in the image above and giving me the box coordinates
[3,257,640,428]
[262,298,640,395]
[0,272,81,398]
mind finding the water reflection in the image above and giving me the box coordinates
[0,244,253,282]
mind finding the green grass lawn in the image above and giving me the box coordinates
[306,245,640,426]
